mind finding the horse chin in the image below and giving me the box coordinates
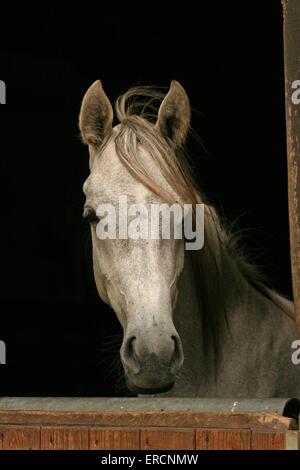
[126,378,175,395]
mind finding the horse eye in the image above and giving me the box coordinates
[83,209,100,225]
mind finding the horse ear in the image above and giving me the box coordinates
[79,80,113,147]
[156,80,191,146]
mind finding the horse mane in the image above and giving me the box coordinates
[111,86,291,330]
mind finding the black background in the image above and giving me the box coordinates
[0,1,292,396]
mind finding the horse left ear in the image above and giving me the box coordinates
[156,80,191,146]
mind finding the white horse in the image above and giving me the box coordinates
[79,80,300,397]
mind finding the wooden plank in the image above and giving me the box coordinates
[196,429,251,450]
[251,432,286,450]
[0,410,296,430]
[285,431,300,450]
[0,426,40,450]
[41,427,89,450]
[140,428,195,450]
[282,0,300,336]
[195,429,207,450]
[90,428,140,450]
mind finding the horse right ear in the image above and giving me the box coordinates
[79,80,113,148]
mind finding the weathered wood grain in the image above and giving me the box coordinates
[0,426,40,450]
[251,432,286,450]
[90,428,140,450]
[0,423,297,450]
[196,429,251,450]
[140,428,195,450]
[0,410,296,430]
[41,427,89,450]
[283,0,300,336]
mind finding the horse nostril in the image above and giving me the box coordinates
[171,334,184,371]
[121,335,140,374]
[127,336,136,355]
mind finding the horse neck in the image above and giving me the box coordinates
[173,218,295,396]
[172,230,261,395]
[172,249,216,394]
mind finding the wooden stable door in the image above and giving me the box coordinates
[0,402,298,450]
